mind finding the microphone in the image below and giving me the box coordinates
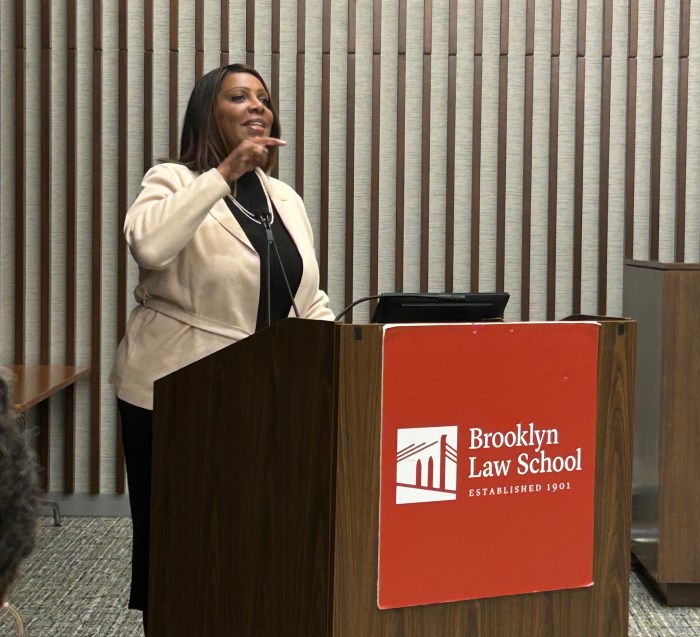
[256,211,300,327]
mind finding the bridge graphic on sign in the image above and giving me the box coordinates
[396,426,458,504]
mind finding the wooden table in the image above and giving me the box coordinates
[3,365,91,524]
[7,365,91,413]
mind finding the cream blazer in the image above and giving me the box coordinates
[111,163,334,409]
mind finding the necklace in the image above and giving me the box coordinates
[227,173,274,226]
[1,601,27,636]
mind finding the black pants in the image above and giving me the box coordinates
[118,398,152,631]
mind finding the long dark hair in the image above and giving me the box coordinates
[177,64,281,174]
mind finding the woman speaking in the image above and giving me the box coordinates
[111,63,334,633]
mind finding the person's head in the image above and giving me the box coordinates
[178,63,281,174]
[0,369,38,603]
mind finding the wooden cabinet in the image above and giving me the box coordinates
[624,260,700,605]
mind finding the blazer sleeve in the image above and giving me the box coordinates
[303,288,335,321]
[125,164,231,270]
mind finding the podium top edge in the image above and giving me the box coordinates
[341,319,634,329]
[625,259,700,271]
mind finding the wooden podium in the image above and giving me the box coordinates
[624,260,700,605]
[149,318,635,636]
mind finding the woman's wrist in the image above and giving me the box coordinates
[216,164,238,184]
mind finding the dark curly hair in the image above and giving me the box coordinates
[0,368,38,600]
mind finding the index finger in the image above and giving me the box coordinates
[253,136,287,147]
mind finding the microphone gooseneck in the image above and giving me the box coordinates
[334,293,469,322]
[230,172,300,327]
[334,294,386,322]
[258,211,300,324]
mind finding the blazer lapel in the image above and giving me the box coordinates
[256,169,308,256]
[207,169,303,256]
[208,193,256,252]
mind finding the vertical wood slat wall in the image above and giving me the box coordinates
[65,0,77,493]
[0,0,698,494]
[546,1,561,320]
[90,0,103,495]
[38,0,51,490]
[116,0,128,492]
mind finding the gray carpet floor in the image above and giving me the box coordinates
[3,516,700,636]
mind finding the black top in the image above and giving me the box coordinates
[224,171,303,332]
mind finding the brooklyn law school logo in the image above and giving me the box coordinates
[396,426,458,504]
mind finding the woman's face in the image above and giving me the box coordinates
[215,72,273,152]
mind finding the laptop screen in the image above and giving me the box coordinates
[370,292,510,324]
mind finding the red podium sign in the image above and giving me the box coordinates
[378,322,600,609]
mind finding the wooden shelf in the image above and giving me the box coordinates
[5,365,91,413]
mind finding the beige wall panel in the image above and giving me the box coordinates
[585,0,603,59]
[50,2,67,365]
[326,2,348,314]
[74,0,95,493]
[48,394,66,490]
[0,0,16,359]
[528,0,553,321]
[23,0,42,365]
[152,0,171,161]
[658,0,680,262]
[478,1,499,291]
[427,0,449,293]
[632,0,654,260]
[349,0,374,321]
[300,0,324,280]
[228,0,247,61]
[481,0,501,57]
[377,1,399,297]
[555,43,576,319]
[127,0,145,292]
[252,0,272,89]
[508,0,526,57]
[607,2,630,316]
[49,2,69,490]
[581,0,606,314]
[202,0,222,72]
[533,0,552,57]
[400,3,425,294]
[559,0,578,58]
[451,0,475,293]
[275,1,299,189]
[503,0,527,318]
[686,3,700,262]
[178,2,196,134]
[581,55,601,314]
[300,0,322,234]
[100,0,121,493]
